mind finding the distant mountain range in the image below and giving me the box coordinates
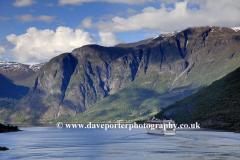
[0,26,240,124]
[0,62,45,80]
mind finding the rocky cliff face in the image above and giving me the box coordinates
[11,26,240,123]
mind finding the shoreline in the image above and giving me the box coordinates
[0,123,20,151]
[0,123,20,133]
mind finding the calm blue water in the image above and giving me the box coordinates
[1,127,240,160]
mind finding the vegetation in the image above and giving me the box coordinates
[155,66,240,130]
[0,123,19,133]
[0,147,9,151]
[66,71,195,123]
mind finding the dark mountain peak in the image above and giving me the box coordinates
[115,26,240,50]
[71,44,132,64]
[184,26,240,37]
[115,38,154,48]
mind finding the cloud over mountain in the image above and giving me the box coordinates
[6,27,97,63]
[99,32,125,46]
[80,0,240,33]
[3,26,125,63]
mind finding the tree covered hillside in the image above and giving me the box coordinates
[155,66,240,130]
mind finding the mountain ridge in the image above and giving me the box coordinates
[1,26,240,123]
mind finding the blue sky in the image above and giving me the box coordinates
[0,0,240,64]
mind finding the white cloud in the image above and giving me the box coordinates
[99,14,115,20]
[12,0,37,7]
[44,3,54,7]
[99,32,125,46]
[142,6,158,12]
[0,46,6,54]
[13,14,56,23]
[127,8,137,14]
[80,0,240,33]
[160,0,179,4]
[0,39,15,50]
[0,46,6,61]
[0,16,10,21]
[81,17,93,28]
[6,27,97,63]
[58,0,153,6]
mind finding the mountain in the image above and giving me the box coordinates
[0,62,45,100]
[0,62,45,83]
[115,31,180,49]
[0,62,45,123]
[1,26,240,123]
[0,73,29,100]
[155,66,240,130]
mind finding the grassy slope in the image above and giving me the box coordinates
[155,66,240,130]
[0,74,30,123]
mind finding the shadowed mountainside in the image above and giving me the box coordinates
[155,66,240,130]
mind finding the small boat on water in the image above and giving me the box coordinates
[146,116,176,135]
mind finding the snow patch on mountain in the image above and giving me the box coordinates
[0,61,45,72]
[29,63,46,72]
[0,62,24,70]
[154,31,180,39]
[231,27,240,32]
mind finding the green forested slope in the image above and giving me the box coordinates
[155,66,240,130]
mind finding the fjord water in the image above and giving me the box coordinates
[1,127,240,160]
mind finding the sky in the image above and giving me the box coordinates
[0,0,240,64]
